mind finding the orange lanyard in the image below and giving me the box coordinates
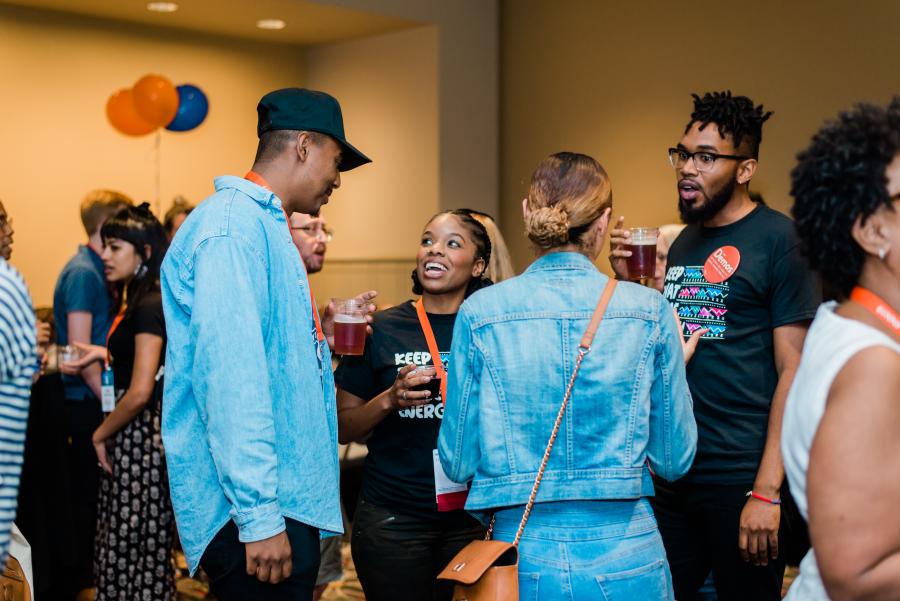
[414,299,448,404]
[245,171,324,342]
[105,304,127,368]
[850,286,900,335]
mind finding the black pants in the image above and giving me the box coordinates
[200,518,320,600]
[65,396,104,591]
[651,478,786,601]
[351,498,485,601]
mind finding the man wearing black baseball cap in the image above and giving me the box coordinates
[161,88,371,599]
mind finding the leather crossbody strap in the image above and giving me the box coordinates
[486,279,618,545]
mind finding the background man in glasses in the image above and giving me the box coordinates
[611,91,819,600]
[289,212,332,275]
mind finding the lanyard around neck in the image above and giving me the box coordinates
[245,171,324,342]
[105,303,127,368]
[414,298,448,404]
[850,286,900,336]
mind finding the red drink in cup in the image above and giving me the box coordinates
[332,299,367,355]
[625,227,658,280]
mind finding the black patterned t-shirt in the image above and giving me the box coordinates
[663,205,820,484]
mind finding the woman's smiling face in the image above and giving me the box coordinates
[416,213,485,296]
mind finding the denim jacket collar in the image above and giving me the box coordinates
[525,251,597,274]
[214,175,284,215]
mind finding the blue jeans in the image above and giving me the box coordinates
[491,499,673,601]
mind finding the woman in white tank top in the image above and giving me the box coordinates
[782,98,900,600]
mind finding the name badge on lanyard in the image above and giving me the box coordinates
[100,367,116,413]
[416,299,468,511]
[102,304,127,413]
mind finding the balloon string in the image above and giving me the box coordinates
[155,129,161,216]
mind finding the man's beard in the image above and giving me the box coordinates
[678,177,735,225]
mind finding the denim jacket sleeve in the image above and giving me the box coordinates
[192,235,284,542]
[438,305,481,484]
[647,296,697,481]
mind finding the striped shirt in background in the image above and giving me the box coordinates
[0,258,35,561]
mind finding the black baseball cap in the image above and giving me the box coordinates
[257,88,371,172]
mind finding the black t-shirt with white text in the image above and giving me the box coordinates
[663,205,820,484]
[334,301,455,515]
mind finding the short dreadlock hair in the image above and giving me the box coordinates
[790,97,900,298]
[685,91,773,158]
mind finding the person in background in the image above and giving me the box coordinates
[62,203,174,600]
[161,87,371,600]
[651,224,687,293]
[52,188,133,595]
[611,91,820,600]
[0,257,36,564]
[289,211,331,275]
[782,98,900,600]
[163,196,193,241]
[335,210,492,601]
[439,152,697,600]
[0,199,37,562]
[461,209,516,282]
[0,200,14,262]
[287,209,342,600]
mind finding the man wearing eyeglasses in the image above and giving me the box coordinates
[289,212,333,275]
[611,91,819,600]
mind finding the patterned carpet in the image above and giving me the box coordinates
[175,543,365,601]
[175,547,797,600]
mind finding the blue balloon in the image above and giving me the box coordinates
[166,84,209,132]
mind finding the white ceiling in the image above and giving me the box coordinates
[1,0,420,45]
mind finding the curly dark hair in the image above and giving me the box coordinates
[790,97,900,298]
[411,209,493,299]
[686,91,773,157]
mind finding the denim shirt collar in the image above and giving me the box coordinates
[525,251,598,274]
[214,175,284,216]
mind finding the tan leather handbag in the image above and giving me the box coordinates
[437,280,617,601]
[0,555,31,601]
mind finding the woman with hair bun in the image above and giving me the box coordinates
[438,152,697,600]
[334,209,492,601]
[61,203,174,600]
[782,98,900,600]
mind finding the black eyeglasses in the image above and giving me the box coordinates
[668,147,752,172]
[291,224,334,242]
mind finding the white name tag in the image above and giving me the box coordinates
[101,368,116,413]
[433,449,468,512]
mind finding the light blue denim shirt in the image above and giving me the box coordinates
[438,252,697,510]
[161,176,341,573]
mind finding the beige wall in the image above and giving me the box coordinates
[501,0,900,273]
[314,0,499,217]
[0,4,309,305]
[306,25,439,263]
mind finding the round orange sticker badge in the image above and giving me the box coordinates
[703,246,741,284]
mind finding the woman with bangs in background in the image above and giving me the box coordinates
[62,203,174,600]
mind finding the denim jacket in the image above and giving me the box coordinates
[161,176,341,573]
[438,252,696,510]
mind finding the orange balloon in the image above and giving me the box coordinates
[132,74,179,127]
[106,89,157,136]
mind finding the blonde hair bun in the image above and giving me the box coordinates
[526,204,570,249]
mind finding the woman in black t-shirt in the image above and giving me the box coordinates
[61,204,175,600]
[335,210,493,601]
